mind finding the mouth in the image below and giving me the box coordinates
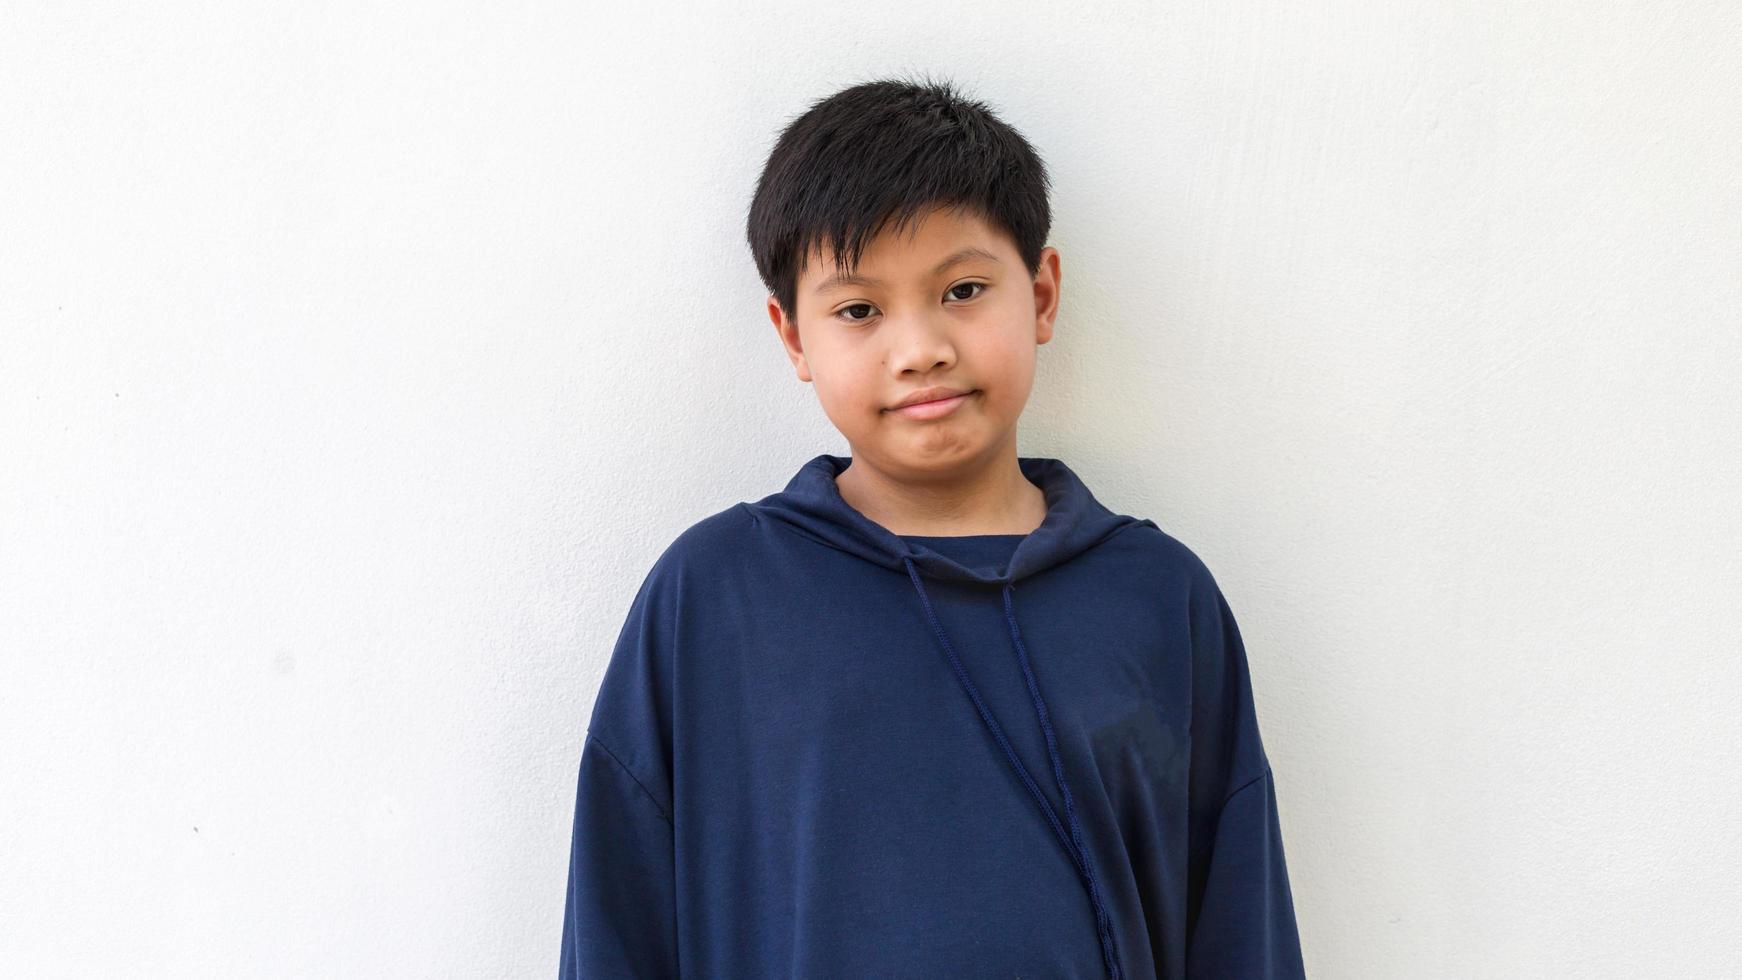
[887,389,978,420]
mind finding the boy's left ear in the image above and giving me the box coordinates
[1033,246,1061,345]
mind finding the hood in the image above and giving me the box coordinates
[747,453,1154,586]
[745,453,1155,980]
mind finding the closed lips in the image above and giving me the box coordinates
[889,388,974,410]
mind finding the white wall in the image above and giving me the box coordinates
[4,1,1738,976]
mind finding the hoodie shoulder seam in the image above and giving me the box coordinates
[585,730,673,825]
[1219,764,1273,811]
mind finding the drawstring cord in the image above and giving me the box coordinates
[901,556,1124,980]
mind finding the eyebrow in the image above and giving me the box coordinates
[812,245,1003,294]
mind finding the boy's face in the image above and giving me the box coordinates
[768,204,1060,473]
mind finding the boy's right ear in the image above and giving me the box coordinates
[767,295,812,383]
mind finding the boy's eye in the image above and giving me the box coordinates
[833,282,986,323]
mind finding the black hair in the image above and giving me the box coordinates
[745,73,1053,324]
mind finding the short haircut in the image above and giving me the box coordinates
[745,73,1053,324]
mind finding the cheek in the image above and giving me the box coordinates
[969,335,1036,389]
[979,353,1037,418]
[812,357,872,405]
[810,362,881,423]
[818,356,885,413]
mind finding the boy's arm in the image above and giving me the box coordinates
[559,731,679,978]
[1183,570,1307,978]
[559,558,682,978]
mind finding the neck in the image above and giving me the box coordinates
[834,439,1048,537]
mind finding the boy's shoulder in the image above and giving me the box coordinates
[675,500,760,553]
[1109,518,1224,594]
[634,501,762,582]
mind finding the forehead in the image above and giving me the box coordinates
[800,205,1010,290]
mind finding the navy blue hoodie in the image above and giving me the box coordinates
[560,453,1306,978]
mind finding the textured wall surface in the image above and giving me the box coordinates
[3,1,1738,977]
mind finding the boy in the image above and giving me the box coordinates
[559,76,1306,979]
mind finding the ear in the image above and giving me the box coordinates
[1032,246,1061,346]
[768,295,812,382]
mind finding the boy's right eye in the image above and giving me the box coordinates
[836,303,876,323]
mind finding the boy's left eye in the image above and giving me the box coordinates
[948,282,986,301]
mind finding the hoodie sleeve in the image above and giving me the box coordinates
[1183,571,1307,978]
[559,732,679,978]
[559,559,682,979]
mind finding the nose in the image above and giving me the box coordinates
[884,310,958,376]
